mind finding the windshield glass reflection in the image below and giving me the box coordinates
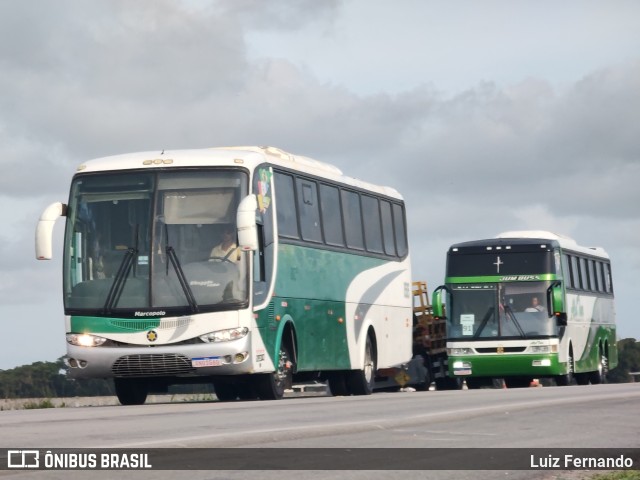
[63,169,249,314]
[447,281,557,339]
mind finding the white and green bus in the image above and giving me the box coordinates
[432,231,617,388]
[36,146,412,404]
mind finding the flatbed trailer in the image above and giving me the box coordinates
[374,281,461,391]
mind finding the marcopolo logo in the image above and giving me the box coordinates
[7,450,40,469]
[134,311,166,317]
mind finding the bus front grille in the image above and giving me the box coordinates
[112,354,196,377]
[475,347,527,354]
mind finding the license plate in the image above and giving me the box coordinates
[192,357,222,367]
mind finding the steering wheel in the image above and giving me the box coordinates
[208,256,234,264]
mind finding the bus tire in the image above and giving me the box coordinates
[114,378,148,406]
[504,377,532,389]
[575,373,590,385]
[328,372,349,396]
[589,348,608,385]
[254,343,293,400]
[346,334,376,396]
[236,382,259,400]
[213,380,238,401]
[466,377,487,389]
[435,377,463,390]
[555,349,574,386]
[434,378,448,390]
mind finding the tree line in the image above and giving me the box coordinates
[606,338,640,383]
[0,357,212,399]
[1,339,639,398]
[0,358,114,398]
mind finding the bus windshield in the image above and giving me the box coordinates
[447,281,557,339]
[63,169,249,315]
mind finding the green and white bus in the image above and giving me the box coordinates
[432,231,617,388]
[36,146,412,404]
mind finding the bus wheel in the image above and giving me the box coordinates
[236,383,259,400]
[255,343,293,400]
[589,350,608,385]
[346,335,376,396]
[213,381,238,402]
[435,377,463,390]
[114,378,148,406]
[466,377,489,389]
[575,373,590,385]
[328,372,349,396]
[555,352,574,386]
[504,377,532,389]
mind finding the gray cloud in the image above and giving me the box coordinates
[0,1,250,165]
[215,0,340,31]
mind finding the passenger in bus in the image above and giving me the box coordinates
[525,296,544,313]
[91,244,119,279]
[209,226,240,263]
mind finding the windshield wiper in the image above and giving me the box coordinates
[103,248,137,314]
[473,307,495,338]
[503,304,526,338]
[166,246,199,314]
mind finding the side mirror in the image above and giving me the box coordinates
[35,202,66,260]
[547,281,567,326]
[236,194,258,252]
[432,285,449,319]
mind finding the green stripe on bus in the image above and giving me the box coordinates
[70,316,161,333]
[445,274,558,284]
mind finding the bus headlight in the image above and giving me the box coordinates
[453,361,472,369]
[66,333,107,347]
[448,348,474,355]
[199,327,249,343]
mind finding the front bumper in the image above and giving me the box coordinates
[449,353,563,378]
[66,334,254,379]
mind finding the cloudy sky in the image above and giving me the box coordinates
[1,0,639,370]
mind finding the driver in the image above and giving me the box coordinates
[209,226,240,263]
[525,296,544,312]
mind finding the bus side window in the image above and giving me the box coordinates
[594,261,603,292]
[603,263,613,293]
[571,255,581,290]
[392,203,408,257]
[296,178,322,243]
[563,254,573,289]
[580,257,590,291]
[341,190,364,250]
[361,195,383,254]
[319,184,345,247]
[588,259,596,292]
[380,200,396,256]
[274,172,299,239]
